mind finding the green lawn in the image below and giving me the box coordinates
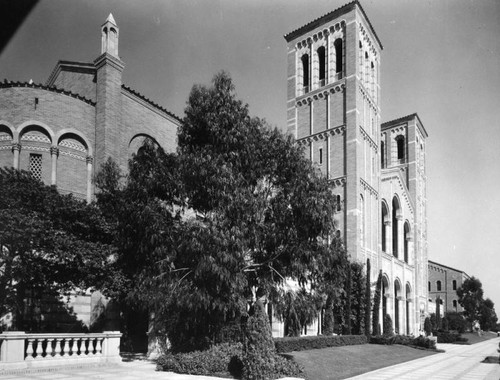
[289,344,438,380]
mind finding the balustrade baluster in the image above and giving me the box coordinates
[89,338,95,356]
[26,339,35,360]
[63,338,71,357]
[35,338,44,359]
[46,338,54,358]
[82,337,89,356]
[54,338,63,358]
[95,338,102,356]
[76,337,82,356]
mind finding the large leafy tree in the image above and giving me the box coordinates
[479,298,498,331]
[0,167,115,331]
[97,72,345,351]
[457,276,484,327]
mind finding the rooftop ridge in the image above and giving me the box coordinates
[1,80,96,106]
[121,84,183,124]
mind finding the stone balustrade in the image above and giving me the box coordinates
[0,331,122,371]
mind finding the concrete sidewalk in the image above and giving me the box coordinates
[0,338,498,380]
[346,337,500,380]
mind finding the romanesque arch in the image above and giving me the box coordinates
[0,122,14,169]
[128,133,160,158]
[57,131,91,200]
[17,123,54,183]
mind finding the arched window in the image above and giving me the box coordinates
[301,54,310,90]
[381,141,385,168]
[428,281,431,292]
[404,222,410,263]
[392,197,400,258]
[453,300,457,310]
[437,281,442,291]
[381,202,388,252]
[336,194,342,212]
[396,135,405,161]
[452,280,457,290]
[317,46,326,85]
[334,38,343,76]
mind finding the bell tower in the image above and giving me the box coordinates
[284,1,382,263]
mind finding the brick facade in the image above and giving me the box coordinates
[0,14,181,202]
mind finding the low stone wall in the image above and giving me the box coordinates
[0,331,121,372]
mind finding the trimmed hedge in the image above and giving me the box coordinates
[156,342,302,379]
[369,335,436,350]
[274,334,367,353]
[156,343,242,377]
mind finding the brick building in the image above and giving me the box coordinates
[428,260,470,315]
[284,1,429,335]
[0,14,181,203]
[0,15,180,338]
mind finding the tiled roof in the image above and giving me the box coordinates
[284,0,383,49]
[122,84,183,124]
[0,79,96,105]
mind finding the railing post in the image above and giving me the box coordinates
[0,331,28,371]
[102,331,122,364]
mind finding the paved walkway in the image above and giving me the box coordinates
[0,338,498,380]
[346,337,500,380]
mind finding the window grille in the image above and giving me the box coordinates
[29,153,42,181]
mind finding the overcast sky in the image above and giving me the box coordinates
[1,0,499,312]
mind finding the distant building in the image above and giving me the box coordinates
[283,0,428,335]
[428,260,470,315]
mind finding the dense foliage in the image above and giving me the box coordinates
[457,277,498,330]
[0,167,114,331]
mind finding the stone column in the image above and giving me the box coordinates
[86,155,93,203]
[50,146,59,186]
[12,143,21,170]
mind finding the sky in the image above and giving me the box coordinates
[1,0,499,313]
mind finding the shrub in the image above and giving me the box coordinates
[274,334,367,353]
[444,311,467,333]
[383,314,394,336]
[156,342,242,376]
[433,331,468,344]
[370,335,436,349]
[424,317,432,336]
